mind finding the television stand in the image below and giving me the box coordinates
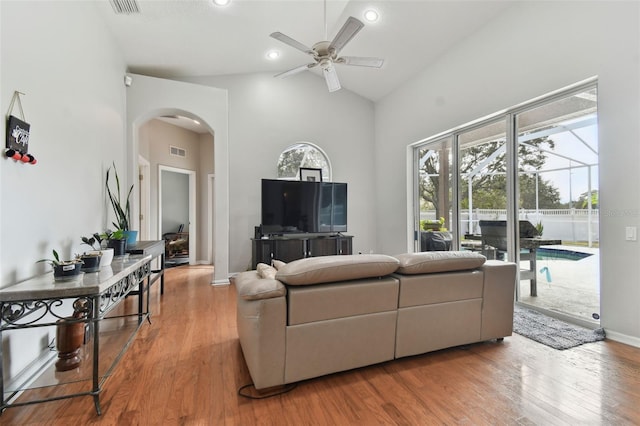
[251,234,353,269]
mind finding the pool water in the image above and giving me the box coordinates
[535,247,592,261]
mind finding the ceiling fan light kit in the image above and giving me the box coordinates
[270,8,384,93]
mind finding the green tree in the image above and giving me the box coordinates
[277,144,329,179]
[519,174,562,209]
[576,190,599,209]
[420,136,563,213]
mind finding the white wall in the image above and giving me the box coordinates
[375,1,640,344]
[184,72,378,273]
[0,1,126,377]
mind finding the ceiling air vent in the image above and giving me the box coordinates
[110,0,140,14]
[170,146,186,158]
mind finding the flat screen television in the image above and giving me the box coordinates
[261,179,347,235]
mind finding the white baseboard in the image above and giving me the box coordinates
[211,278,230,286]
[603,330,640,348]
[5,349,57,404]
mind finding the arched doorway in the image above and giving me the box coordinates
[125,74,230,284]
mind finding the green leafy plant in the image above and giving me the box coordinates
[100,229,125,241]
[37,249,82,268]
[81,233,104,251]
[535,221,544,236]
[420,216,446,231]
[106,162,133,231]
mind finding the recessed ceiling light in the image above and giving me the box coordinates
[363,9,379,23]
[266,50,280,60]
[212,0,230,6]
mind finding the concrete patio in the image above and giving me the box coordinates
[517,245,600,326]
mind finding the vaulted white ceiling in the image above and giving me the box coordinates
[95,0,512,102]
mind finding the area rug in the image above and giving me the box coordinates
[513,306,606,350]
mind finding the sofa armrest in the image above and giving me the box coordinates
[480,260,517,340]
[234,271,287,389]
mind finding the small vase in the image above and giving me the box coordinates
[55,318,85,371]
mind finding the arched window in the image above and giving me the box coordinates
[276,142,332,181]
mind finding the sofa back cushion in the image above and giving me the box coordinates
[394,251,486,275]
[287,277,399,325]
[395,270,484,307]
[275,254,399,285]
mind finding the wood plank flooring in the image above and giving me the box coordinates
[2,265,640,425]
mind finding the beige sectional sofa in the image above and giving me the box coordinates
[234,252,516,390]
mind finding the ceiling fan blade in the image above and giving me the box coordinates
[323,65,341,92]
[270,32,313,55]
[337,56,384,68]
[329,16,364,54]
[274,63,317,79]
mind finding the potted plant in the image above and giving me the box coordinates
[81,233,114,267]
[37,249,83,281]
[106,163,137,245]
[79,251,101,273]
[421,217,446,232]
[101,229,127,256]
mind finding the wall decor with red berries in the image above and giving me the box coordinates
[5,91,36,165]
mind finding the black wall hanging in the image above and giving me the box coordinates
[5,91,36,164]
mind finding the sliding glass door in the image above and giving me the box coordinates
[457,120,510,260]
[412,80,599,324]
[514,87,599,321]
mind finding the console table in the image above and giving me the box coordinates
[127,240,165,295]
[0,254,154,415]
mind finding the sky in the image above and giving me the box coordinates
[536,121,598,205]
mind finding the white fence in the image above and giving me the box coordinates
[421,209,599,243]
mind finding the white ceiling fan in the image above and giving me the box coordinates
[270,2,384,93]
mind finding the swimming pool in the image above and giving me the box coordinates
[535,247,592,261]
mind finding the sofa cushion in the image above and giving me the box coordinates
[257,263,277,279]
[395,270,484,307]
[275,254,400,285]
[272,260,286,270]
[234,271,286,300]
[394,251,486,275]
[287,277,399,324]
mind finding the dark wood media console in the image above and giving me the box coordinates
[251,234,353,269]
